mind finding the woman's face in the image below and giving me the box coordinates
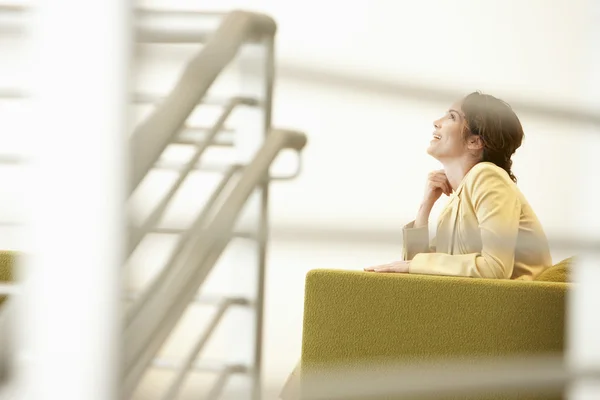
[427,99,469,161]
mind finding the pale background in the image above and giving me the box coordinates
[1,0,598,398]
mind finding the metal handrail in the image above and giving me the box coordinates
[129,10,276,195]
[205,365,240,400]
[126,164,241,319]
[0,5,278,194]
[123,128,306,397]
[123,12,281,395]
[2,6,292,397]
[160,297,245,400]
[127,97,254,257]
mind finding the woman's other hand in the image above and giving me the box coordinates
[364,260,410,273]
[414,170,451,228]
[424,170,451,205]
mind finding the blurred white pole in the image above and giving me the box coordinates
[567,2,600,399]
[21,0,130,399]
[223,38,273,400]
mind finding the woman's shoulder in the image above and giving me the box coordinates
[460,162,516,196]
[466,162,513,183]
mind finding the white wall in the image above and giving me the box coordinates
[135,0,592,238]
[132,1,596,396]
[1,0,597,398]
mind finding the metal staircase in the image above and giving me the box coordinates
[0,5,306,399]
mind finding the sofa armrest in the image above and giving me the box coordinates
[0,251,16,380]
[0,251,16,307]
[301,269,567,370]
[0,252,14,283]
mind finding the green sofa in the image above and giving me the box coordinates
[284,258,571,400]
[0,251,15,307]
[0,251,16,379]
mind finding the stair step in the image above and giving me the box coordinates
[0,5,224,43]
[125,292,251,307]
[0,88,27,99]
[151,358,248,374]
[0,154,26,165]
[175,126,235,147]
[132,93,238,107]
[135,8,225,44]
[152,161,245,175]
[150,227,258,240]
[132,93,258,107]
[154,158,300,182]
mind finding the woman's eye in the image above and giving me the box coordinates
[449,113,455,121]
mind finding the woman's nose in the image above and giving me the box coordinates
[433,118,441,129]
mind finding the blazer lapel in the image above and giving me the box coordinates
[436,196,456,254]
[436,184,465,254]
[448,196,462,254]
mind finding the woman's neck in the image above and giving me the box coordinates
[441,158,480,191]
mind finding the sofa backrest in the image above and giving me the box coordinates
[535,257,572,283]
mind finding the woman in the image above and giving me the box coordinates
[365,92,551,279]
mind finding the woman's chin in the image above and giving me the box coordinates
[426,147,444,162]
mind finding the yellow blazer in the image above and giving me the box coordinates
[403,162,552,280]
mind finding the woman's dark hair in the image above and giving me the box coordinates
[461,91,523,182]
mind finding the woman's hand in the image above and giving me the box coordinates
[423,170,452,205]
[414,170,451,228]
[364,260,410,273]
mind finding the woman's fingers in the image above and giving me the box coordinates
[364,265,392,272]
[430,178,451,196]
[364,261,410,273]
[372,266,397,272]
[370,266,404,273]
[444,181,452,195]
[364,265,392,271]
[431,174,452,194]
[434,181,451,196]
[430,171,451,190]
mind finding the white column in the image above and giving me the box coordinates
[567,1,600,399]
[20,0,130,399]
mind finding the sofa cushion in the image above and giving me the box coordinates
[535,257,572,283]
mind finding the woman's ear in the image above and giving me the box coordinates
[467,135,484,151]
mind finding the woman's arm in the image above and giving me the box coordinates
[402,170,450,260]
[409,166,520,279]
[402,221,432,261]
[415,169,451,228]
[414,201,435,229]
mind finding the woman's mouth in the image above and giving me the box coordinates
[432,133,441,140]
